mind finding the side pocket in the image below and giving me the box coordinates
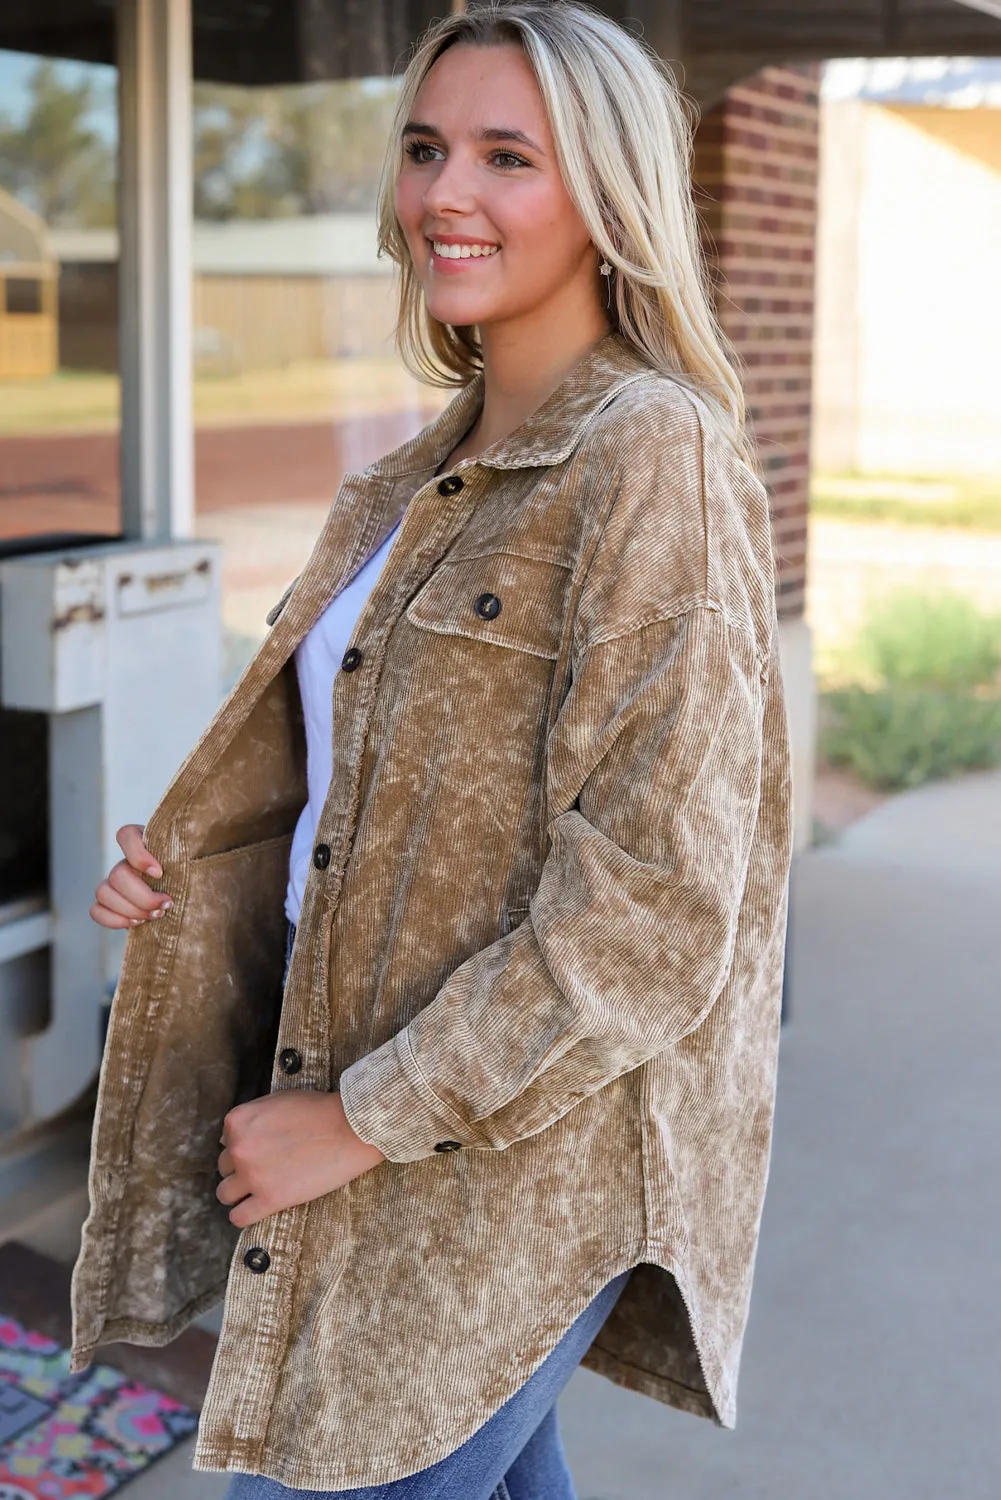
[502,905,531,936]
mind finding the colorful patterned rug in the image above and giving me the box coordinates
[0,1316,198,1498]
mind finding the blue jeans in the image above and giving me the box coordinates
[223,1267,631,1500]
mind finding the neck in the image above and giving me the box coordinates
[463,295,613,459]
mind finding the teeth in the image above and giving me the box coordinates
[433,240,499,260]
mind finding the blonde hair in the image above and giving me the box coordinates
[376,0,755,467]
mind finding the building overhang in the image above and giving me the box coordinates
[1,0,999,103]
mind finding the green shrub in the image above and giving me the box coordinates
[820,687,1001,790]
[819,590,1001,790]
[855,590,1001,691]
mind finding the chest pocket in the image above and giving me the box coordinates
[405,551,570,660]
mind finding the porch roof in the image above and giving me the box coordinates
[0,1,999,103]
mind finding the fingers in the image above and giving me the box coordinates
[216,1164,262,1227]
[117,823,163,879]
[91,823,169,930]
[89,902,137,931]
[92,873,169,928]
[107,861,170,914]
[227,1197,265,1229]
[216,1172,249,1209]
[91,849,173,930]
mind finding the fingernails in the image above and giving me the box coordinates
[161,898,173,910]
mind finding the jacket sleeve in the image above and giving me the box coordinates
[340,625,782,1163]
[339,406,785,1162]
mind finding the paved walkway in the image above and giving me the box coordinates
[560,769,1001,1499]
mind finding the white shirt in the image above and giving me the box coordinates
[285,521,402,925]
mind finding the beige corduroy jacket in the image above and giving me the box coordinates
[70,330,793,1490]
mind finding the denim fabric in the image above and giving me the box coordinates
[224,1268,630,1500]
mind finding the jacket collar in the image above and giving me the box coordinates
[365,330,655,478]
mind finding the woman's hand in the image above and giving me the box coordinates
[90,824,172,929]
[216,1091,386,1228]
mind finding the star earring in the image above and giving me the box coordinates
[599,258,613,309]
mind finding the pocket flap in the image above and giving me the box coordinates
[406,553,569,660]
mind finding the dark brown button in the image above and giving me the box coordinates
[434,1140,463,1153]
[474,593,501,620]
[313,844,331,870]
[244,1247,271,1273]
[437,475,464,496]
[279,1048,302,1075]
[341,647,363,672]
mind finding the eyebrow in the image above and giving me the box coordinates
[402,121,544,153]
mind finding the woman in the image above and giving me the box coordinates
[76,4,793,1498]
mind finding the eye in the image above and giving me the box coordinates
[404,138,443,164]
[491,150,530,170]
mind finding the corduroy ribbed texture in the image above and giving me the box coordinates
[69,331,793,1490]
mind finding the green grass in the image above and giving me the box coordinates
[819,589,1001,790]
[811,473,1001,533]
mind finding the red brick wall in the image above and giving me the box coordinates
[693,63,821,622]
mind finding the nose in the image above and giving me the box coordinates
[421,147,478,219]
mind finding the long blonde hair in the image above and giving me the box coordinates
[377,0,754,467]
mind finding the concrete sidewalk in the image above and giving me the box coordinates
[561,769,1001,1499]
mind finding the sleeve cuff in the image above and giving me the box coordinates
[337,1028,482,1163]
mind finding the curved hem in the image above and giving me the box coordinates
[191,1239,730,1490]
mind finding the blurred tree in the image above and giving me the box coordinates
[192,84,272,219]
[0,60,115,227]
[192,78,399,220]
[0,66,399,227]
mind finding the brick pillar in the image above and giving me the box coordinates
[693,64,821,849]
[693,62,820,623]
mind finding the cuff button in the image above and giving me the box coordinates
[244,1247,271,1274]
[434,1140,463,1153]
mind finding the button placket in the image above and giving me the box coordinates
[296,462,484,1084]
[204,461,494,1462]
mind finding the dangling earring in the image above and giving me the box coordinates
[599,258,613,311]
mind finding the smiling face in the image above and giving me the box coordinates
[394,41,604,336]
